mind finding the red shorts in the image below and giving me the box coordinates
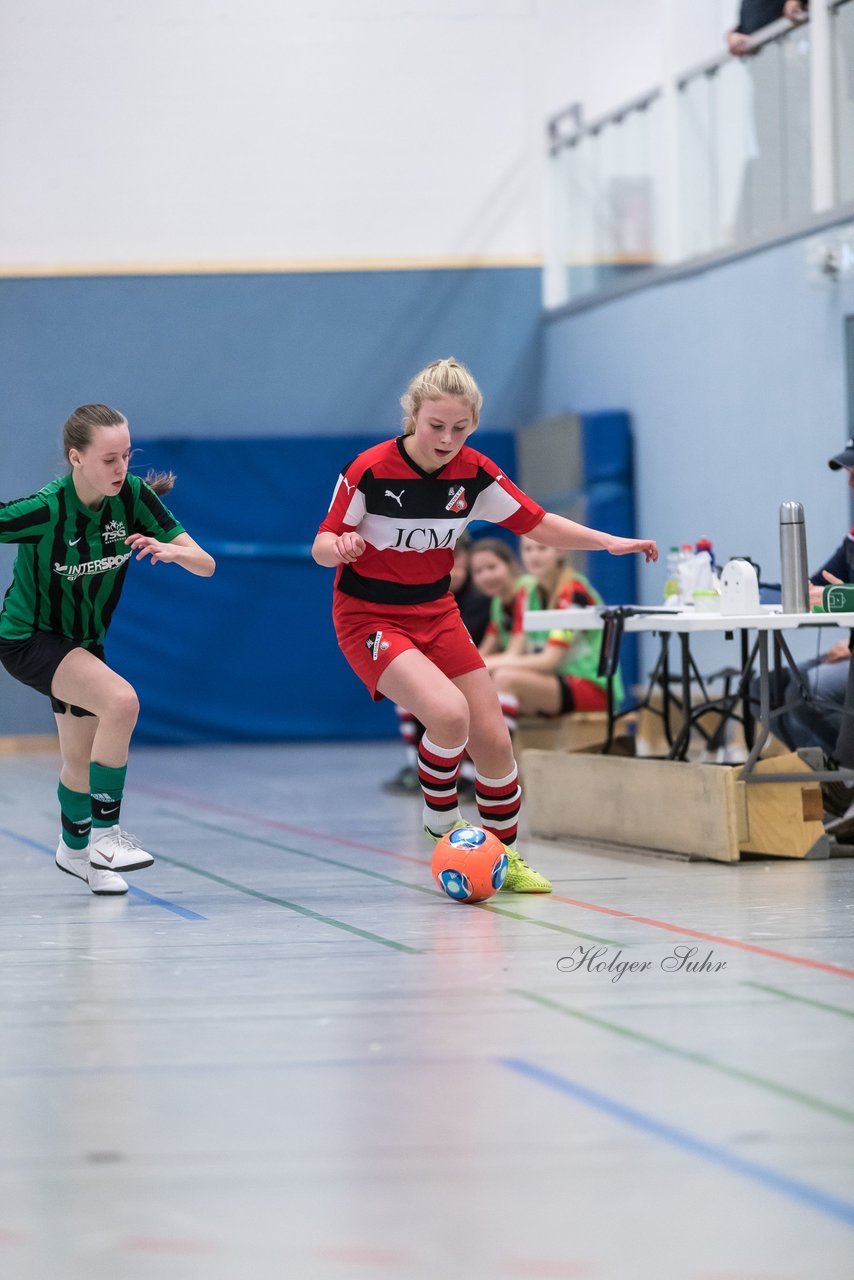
[333,592,485,701]
[558,675,609,713]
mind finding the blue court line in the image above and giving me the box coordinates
[500,1057,854,1230]
[0,826,206,921]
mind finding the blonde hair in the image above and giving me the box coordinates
[400,357,483,436]
[62,403,176,495]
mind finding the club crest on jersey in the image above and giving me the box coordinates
[445,485,467,513]
[102,519,127,545]
[365,630,390,661]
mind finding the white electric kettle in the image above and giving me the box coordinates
[719,558,761,616]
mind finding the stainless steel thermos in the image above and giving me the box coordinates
[779,501,809,614]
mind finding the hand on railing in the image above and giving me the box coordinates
[727,30,755,57]
[782,1,808,22]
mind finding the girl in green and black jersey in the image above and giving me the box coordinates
[0,404,215,896]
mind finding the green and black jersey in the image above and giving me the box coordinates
[0,473,185,647]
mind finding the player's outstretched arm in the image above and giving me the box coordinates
[529,513,658,564]
[312,530,366,568]
[124,532,216,576]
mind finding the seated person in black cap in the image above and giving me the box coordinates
[759,438,853,765]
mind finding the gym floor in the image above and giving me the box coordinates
[1,740,853,1280]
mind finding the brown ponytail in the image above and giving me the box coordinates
[143,469,176,496]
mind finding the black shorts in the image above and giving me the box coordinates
[0,632,105,717]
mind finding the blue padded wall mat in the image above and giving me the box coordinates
[110,433,519,743]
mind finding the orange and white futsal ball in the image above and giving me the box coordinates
[431,826,508,903]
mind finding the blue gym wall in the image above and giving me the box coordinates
[0,267,543,737]
[6,224,852,737]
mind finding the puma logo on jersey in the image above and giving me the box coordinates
[342,477,355,495]
[385,489,404,508]
[445,485,467,513]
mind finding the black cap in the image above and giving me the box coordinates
[829,438,854,470]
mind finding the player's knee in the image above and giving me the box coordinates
[430,694,469,744]
[108,682,140,728]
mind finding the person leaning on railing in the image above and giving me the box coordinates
[727,1,807,57]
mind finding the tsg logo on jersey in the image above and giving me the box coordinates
[365,630,390,661]
[102,519,127,545]
[445,485,468,513]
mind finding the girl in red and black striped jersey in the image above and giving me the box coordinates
[383,532,490,796]
[0,405,215,897]
[313,358,658,893]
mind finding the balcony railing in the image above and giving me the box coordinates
[544,0,854,308]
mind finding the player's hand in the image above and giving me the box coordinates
[783,0,807,21]
[125,533,176,565]
[608,536,658,563]
[334,532,366,563]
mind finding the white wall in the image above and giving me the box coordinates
[0,0,735,270]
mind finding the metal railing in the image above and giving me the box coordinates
[544,0,854,308]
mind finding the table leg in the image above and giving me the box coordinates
[741,629,755,749]
[740,630,771,778]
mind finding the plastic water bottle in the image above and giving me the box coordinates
[663,546,680,602]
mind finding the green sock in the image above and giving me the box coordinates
[90,761,127,830]
[57,781,91,851]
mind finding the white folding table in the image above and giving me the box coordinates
[522,604,854,780]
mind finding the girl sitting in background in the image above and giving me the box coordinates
[485,535,623,727]
[470,538,531,661]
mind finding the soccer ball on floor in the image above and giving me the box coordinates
[431,826,508,903]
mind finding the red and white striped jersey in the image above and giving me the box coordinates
[318,437,545,605]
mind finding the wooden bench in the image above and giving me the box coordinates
[514,711,612,756]
[522,747,829,862]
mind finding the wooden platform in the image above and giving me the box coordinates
[522,747,830,862]
[514,711,612,755]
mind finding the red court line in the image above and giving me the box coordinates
[138,782,854,979]
[134,782,428,866]
[551,894,854,980]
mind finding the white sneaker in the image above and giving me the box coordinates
[89,825,154,872]
[55,839,128,896]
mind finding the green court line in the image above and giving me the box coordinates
[741,980,854,1021]
[157,807,621,945]
[479,900,620,946]
[513,988,854,1127]
[145,847,421,955]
